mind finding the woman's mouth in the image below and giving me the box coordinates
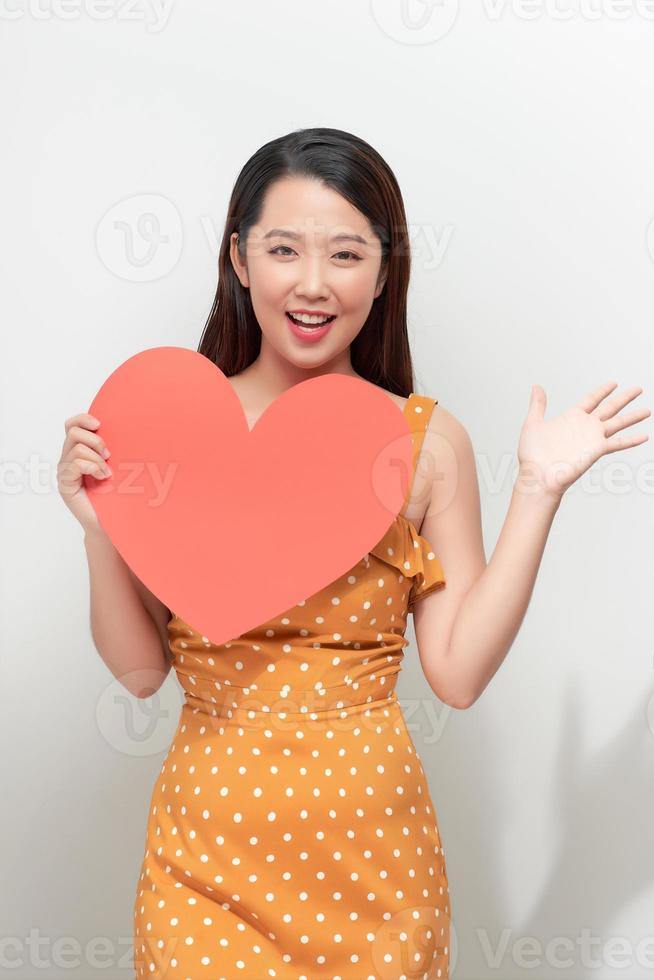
[285,311,337,342]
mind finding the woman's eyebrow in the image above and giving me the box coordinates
[263,227,370,245]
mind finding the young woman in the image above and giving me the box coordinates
[58,127,649,980]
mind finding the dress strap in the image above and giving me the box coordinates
[399,392,438,516]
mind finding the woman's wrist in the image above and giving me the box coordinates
[513,462,564,513]
[83,523,115,550]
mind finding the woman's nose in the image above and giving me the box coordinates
[295,257,330,296]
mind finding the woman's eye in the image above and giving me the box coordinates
[334,250,362,261]
[269,245,362,261]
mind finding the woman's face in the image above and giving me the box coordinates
[229,176,387,368]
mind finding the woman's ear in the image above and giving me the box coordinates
[229,231,250,289]
[374,266,388,299]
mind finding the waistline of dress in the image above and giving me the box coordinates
[180,674,400,719]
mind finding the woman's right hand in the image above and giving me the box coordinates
[57,412,113,533]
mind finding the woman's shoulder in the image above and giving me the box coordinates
[375,384,469,441]
[427,395,471,443]
[372,383,472,458]
[420,395,475,487]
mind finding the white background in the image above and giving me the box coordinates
[2,1,654,977]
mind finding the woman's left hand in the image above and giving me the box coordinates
[516,381,651,501]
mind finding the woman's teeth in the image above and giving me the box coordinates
[287,312,335,330]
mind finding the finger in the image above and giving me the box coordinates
[603,430,650,455]
[58,456,109,493]
[58,458,87,491]
[528,384,546,420]
[593,386,645,421]
[61,444,111,479]
[58,455,107,486]
[62,424,109,459]
[62,415,99,456]
[603,407,651,438]
[64,413,100,433]
[578,381,619,414]
[58,460,109,494]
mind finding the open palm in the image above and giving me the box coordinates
[517,381,650,499]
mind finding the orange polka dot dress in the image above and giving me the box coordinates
[133,393,451,979]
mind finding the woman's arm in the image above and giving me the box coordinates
[410,404,499,709]
[413,431,560,708]
[412,382,648,709]
[443,478,559,707]
[84,526,173,699]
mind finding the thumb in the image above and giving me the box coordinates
[528,383,546,420]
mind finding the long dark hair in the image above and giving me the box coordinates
[197,127,416,397]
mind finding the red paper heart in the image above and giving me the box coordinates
[85,347,414,646]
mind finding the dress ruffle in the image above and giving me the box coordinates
[369,514,446,611]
